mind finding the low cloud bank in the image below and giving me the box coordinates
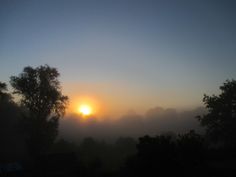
[59,107,206,142]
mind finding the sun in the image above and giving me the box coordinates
[78,105,92,116]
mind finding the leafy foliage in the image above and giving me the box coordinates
[0,82,7,92]
[198,79,236,148]
[0,82,11,102]
[0,82,26,161]
[125,132,206,177]
[10,65,68,157]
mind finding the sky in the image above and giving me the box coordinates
[1,0,236,117]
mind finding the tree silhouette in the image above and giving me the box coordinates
[177,130,205,169]
[0,82,27,161]
[0,82,11,102]
[198,79,236,148]
[0,82,7,93]
[124,132,208,177]
[124,135,179,177]
[10,65,68,158]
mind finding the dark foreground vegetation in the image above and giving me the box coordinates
[1,65,236,177]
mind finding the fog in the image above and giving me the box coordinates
[59,106,206,142]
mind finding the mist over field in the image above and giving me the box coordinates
[59,106,205,142]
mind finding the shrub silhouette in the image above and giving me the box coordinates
[124,131,207,177]
[125,135,179,177]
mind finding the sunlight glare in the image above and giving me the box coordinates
[78,105,92,116]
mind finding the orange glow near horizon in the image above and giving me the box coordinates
[68,95,102,117]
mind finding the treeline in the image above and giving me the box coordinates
[1,65,236,177]
[26,131,236,177]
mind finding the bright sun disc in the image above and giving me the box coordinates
[78,105,92,116]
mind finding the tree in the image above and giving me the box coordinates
[0,82,26,161]
[198,79,236,148]
[0,82,7,94]
[10,65,68,157]
[177,130,205,166]
[0,82,11,102]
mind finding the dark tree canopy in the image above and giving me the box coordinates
[0,82,11,102]
[0,82,26,161]
[198,79,236,148]
[10,65,68,157]
[0,82,7,92]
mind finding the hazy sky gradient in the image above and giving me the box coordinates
[1,0,236,116]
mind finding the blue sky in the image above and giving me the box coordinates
[1,0,236,115]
